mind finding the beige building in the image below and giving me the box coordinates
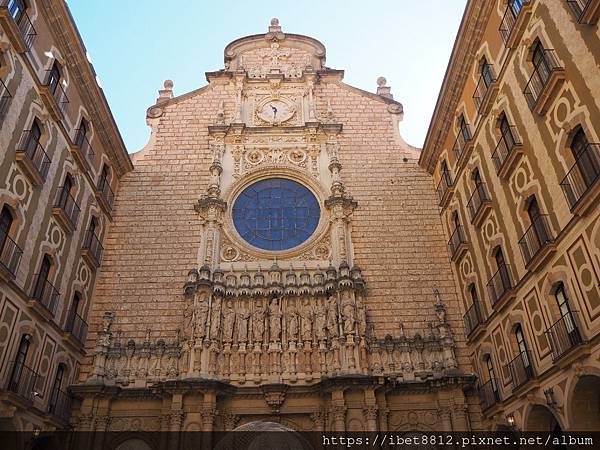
[65,18,484,446]
[421,0,600,433]
[0,0,131,437]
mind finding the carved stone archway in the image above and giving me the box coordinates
[214,421,313,450]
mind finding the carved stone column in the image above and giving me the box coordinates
[330,390,346,432]
[451,404,469,431]
[310,410,326,432]
[168,410,185,450]
[221,410,240,431]
[439,408,453,432]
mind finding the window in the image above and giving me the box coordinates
[555,283,577,333]
[459,116,470,142]
[33,255,51,299]
[526,195,550,246]
[46,62,61,95]
[232,178,320,251]
[99,165,110,190]
[452,212,460,232]
[532,41,551,85]
[49,364,65,411]
[481,57,494,88]
[493,246,511,290]
[472,168,483,186]
[515,325,531,368]
[499,114,516,149]
[509,0,523,16]
[440,160,452,185]
[470,283,479,304]
[57,174,73,209]
[485,354,498,393]
[8,0,27,23]
[75,119,88,148]
[25,120,42,156]
[67,292,81,330]
[0,205,13,256]
[571,127,599,188]
[9,334,30,389]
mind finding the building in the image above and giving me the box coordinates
[65,18,483,447]
[420,0,600,433]
[0,0,131,437]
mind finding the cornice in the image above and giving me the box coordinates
[39,0,133,176]
[419,0,495,174]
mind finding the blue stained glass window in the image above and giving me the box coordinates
[232,178,320,251]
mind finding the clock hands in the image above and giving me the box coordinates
[271,105,278,119]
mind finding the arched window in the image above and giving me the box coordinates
[480,56,494,88]
[57,174,74,209]
[452,211,460,232]
[46,61,61,95]
[440,160,452,186]
[24,119,42,157]
[33,255,52,300]
[0,205,14,255]
[66,292,81,332]
[499,113,516,149]
[493,246,512,292]
[515,325,532,373]
[532,41,551,85]
[8,0,27,23]
[8,334,31,392]
[526,195,551,249]
[570,127,599,188]
[49,363,65,412]
[75,118,88,148]
[509,0,523,16]
[554,283,582,345]
[469,283,479,305]
[485,354,498,392]
[459,115,470,142]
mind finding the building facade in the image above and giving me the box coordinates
[67,19,483,447]
[420,0,600,433]
[0,0,131,437]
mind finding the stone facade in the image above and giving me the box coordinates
[420,0,600,432]
[70,19,480,438]
[0,0,131,437]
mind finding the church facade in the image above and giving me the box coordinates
[69,19,481,440]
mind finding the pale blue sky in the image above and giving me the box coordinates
[68,1,467,153]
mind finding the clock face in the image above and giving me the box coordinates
[257,99,294,124]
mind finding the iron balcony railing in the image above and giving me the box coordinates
[0,233,22,277]
[0,76,12,122]
[518,214,553,266]
[54,187,81,229]
[487,263,513,307]
[464,301,485,337]
[43,72,69,116]
[524,49,564,109]
[499,0,529,44]
[545,311,583,361]
[560,143,600,209]
[436,171,453,205]
[16,129,51,181]
[6,359,38,401]
[83,230,103,266]
[98,178,115,210]
[1,0,37,49]
[479,378,501,411]
[74,129,95,165]
[507,349,535,389]
[473,66,496,111]
[447,225,467,259]
[48,388,72,422]
[31,276,59,316]
[452,126,472,163]
[566,0,593,22]
[466,183,491,222]
[491,126,522,174]
[64,309,88,345]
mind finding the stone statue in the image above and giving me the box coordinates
[210,297,222,339]
[288,308,299,341]
[341,292,356,334]
[327,298,339,338]
[314,304,327,340]
[222,300,236,342]
[300,303,313,341]
[269,299,282,342]
[194,294,209,339]
[237,305,251,343]
[357,304,367,336]
[252,301,266,343]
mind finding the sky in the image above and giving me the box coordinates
[67,1,467,153]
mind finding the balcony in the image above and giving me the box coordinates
[452,127,473,171]
[15,130,51,186]
[487,264,515,309]
[523,49,566,115]
[436,171,454,209]
[0,76,12,123]
[464,301,486,338]
[48,388,72,422]
[30,277,59,317]
[491,126,523,180]
[96,178,115,215]
[0,234,22,281]
[507,350,535,390]
[64,309,88,347]
[473,67,498,116]
[82,230,103,269]
[5,360,39,402]
[40,76,69,122]
[0,1,37,53]
[566,0,600,24]
[71,130,95,170]
[52,188,80,233]
[447,225,468,262]
[499,0,532,48]
[479,378,501,411]
[518,214,556,271]
[545,311,585,362]
[560,143,600,216]
[466,183,492,227]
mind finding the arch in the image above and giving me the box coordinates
[569,374,600,431]
[216,421,312,450]
[523,404,563,432]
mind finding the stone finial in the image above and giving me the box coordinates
[156,79,174,104]
[269,17,281,33]
[376,76,393,99]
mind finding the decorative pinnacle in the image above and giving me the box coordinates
[376,76,393,99]
[269,17,282,33]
